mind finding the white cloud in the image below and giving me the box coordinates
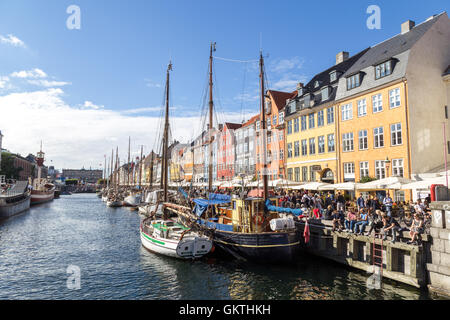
[145,79,162,88]
[11,68,47,79]
[81,100,104,110]
[27,79,71,87]
[121,106,165,114]
[0,76,10,89]
[0,88,246,169]
[271,73,308,92]
[0,34,26,48]
[270,57,304,73]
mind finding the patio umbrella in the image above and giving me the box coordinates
[292,182,330,190]
[357,177,414,190]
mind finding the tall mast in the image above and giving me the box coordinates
[103,155,106,183]
[162,61,172,202]
[208,42,216,195]
[110,149,114,188]
[127,137,131,186]
[139,145,143,189]
[116,146,119,190]
[149,150,154,189]
[259,52,268,201]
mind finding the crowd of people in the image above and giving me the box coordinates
[276,190,431,245]
[185,187,432,246]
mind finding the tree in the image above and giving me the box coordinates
[97,178,106,186]
[0,153,23,179]
[360,176,377,183]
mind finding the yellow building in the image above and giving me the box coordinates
[334,14,450,202]
[284,50,368,184]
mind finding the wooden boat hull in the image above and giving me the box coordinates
[210,228,301,263]
[30,189,55,205]
[0,194,31,219]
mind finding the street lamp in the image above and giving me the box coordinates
[384,157,390,178]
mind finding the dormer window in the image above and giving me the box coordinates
[298,87,303,96]
[321,86,330,101]
[329,71,337,82]
[314,81,320,88]
[346,73,361,90]
[375,60,393,79]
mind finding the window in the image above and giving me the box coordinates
[375,160,386,179]
[287,120,292,134]
[445,106,448,119]
[317,110,324,127]
[308,114,315,129]
[341,103,352,121]
[395,190,405,202]
[309,138,315,155]
[374,127,384,148]
[256,121,260,130]
[375,60,392,79]
[360,161,369,178]
[318,136,325,154]
[344,162,355,175]
[389,88,401,108]
[347,73,360,90]
[287,143,292,158]
[301,115,307,131]
[321,87,329,101]
[280,149,284,160]
[279,131,283,141]
[357,98,367,117]
[327,107,334,124]
[272,115,277,126]
[294,167,300,182]
[294,141,300,157]
[330,71,337,82]
[301,139,307,156]
[294,118,299,133]
[392,159,404,177]
[327,134,335,152]
[279,112,284,124]
[391,123,402,146]
[309,166,315,181]
[287,168,293,181]
[342,132,354,152]
[358,130,368,150]
[372,94,383,113]
[302,166,308,182]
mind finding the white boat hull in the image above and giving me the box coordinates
[106,200,122,207]
[124,194,141,207]
[140,230,212,259]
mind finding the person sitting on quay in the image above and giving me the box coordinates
[331,210,345,232]
[408,213,424,245]
[357,194,365,211]
[324,205,334,220]
[366,209,383,236]
[383,193,394,217]
[344,209,358,232]
[414,199,425,215]
[354,208,369,235]
[336,192,345,212]
[380,212,402,243]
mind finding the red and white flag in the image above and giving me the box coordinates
[304,219,310,244]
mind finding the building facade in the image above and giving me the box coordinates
[62,168,103,183]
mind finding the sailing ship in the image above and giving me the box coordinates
[30,145,55,205]
[0,177,31,219]
[166,44,301,263]
[139,61,213,259]
[106,147,123,207]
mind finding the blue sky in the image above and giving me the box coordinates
[0,0,448,169]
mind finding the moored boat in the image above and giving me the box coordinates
[30,144,55,206]
[0,179,31,219]
[140,216,213,259]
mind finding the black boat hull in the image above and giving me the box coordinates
[211,229,301,263]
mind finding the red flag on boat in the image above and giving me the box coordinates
[304,219,310,244]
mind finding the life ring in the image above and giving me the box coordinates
[253,213,265,225]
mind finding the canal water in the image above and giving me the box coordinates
[0,193,434,300]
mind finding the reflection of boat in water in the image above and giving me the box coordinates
[166,45,301,263]
[0,178,31,219]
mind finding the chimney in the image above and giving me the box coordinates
[336,51,349,65]
[401,20,415,34]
